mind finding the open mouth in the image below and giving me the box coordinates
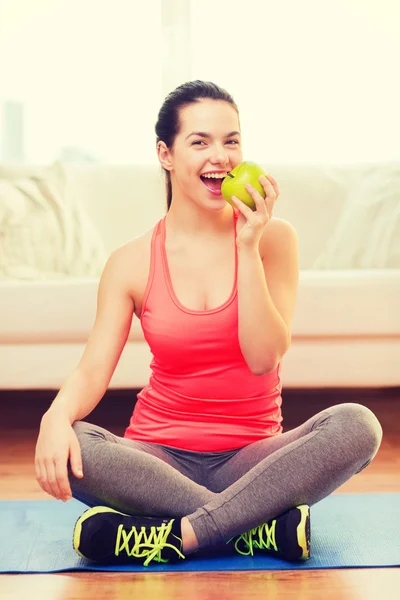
[200,175,225,195]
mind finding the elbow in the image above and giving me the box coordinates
[252,335,291,376]
[253,365,278,376]
[247,336,291,376]
[251,356,281,377]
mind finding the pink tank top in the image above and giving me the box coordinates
[124,208,283,452]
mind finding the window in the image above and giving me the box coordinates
[1,0,399,165]
[189,0,400,164]
[0,0,163,164]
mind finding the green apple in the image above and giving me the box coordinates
[221,161,268,211]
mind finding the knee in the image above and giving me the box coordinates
[71,420,90,440]
[71,420,115,452]
[68,421,95,486]
[70,420,103,452]
[333,402,383,461]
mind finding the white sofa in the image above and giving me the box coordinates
[1,161,400,390]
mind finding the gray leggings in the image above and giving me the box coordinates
[68,402,382,550]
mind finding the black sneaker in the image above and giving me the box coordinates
[73,506,186,567]
[227,504,310,561]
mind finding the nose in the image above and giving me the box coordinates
[210,143,229,167]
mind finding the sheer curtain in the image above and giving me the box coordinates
[0,0,163,164]
[190,0,400,165]
[1,0,399,165]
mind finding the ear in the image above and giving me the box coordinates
[157,141,174,172]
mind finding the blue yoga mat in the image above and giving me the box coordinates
[1,493,399,573]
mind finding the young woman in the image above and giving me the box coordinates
[35,80,382,567]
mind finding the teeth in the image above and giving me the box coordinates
[202,173,226,179]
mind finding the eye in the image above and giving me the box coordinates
[192,140,239,146]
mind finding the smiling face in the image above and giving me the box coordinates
[158,98,243,209]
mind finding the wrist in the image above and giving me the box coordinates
[237,243,261,256]
[43,405,71,424]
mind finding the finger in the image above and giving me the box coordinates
[245,183,268,215]
[35,459,50,495]
[259,175,275,197]
[35,457,42,482]
[258,177,278,217]
[264,174,280,199]
[45,459,63,499]
[232,195,255,217]
[69,434,84,479]
[55,457,72,499]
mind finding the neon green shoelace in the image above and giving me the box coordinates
[228,519,278,556]
[114,521,186,567]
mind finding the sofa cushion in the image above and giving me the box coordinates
[1,270,399,344]
[0,279,144,343]
[312,164,400,269]
[0,162,107,280]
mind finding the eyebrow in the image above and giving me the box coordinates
[185,131,241,141]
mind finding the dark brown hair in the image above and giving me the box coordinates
[155,80,239,211]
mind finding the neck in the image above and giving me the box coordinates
[165,200,235,243]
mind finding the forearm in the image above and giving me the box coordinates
[44,368,108,425]
[237,246,290,375]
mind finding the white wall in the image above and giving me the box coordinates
[0,0,399,165]
[0,0,163,163]
[190,0,400,165]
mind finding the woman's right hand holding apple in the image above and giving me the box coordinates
[35,410,83,502]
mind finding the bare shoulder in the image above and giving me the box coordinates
[111,226,154,265]
[102,226,155,298]
[260,217,298,261]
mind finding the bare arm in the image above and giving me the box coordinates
[43,245,136,425]
[237,219,299,375]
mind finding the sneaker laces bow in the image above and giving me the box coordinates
[229,519,278,556]
[115,521,186,566]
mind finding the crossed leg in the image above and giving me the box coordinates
[185,403,382,550]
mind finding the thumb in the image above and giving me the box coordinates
[70,438,84,478]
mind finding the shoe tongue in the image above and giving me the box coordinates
[167,518,183,541]
[159,518,184,563]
